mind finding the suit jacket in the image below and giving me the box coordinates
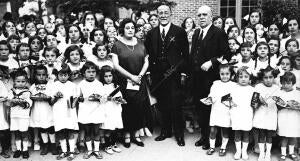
[190,25,230,75]
[145,23,189,83]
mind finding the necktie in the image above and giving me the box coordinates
[199,30,203,41]
[161,28,166,41]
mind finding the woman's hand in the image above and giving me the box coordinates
[130,75,141,85]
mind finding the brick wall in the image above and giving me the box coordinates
[170,0,219,26]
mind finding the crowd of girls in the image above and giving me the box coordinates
[0,6,299,161]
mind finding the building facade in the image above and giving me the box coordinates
[171,0,298,27]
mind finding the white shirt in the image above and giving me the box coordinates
[159,23,171,36]
[199,23,212,40]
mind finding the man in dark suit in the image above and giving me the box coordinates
[190,5,230,149]
[145,4,189,146]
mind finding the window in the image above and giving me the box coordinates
[220,0,236,17]
[242,0,258,18]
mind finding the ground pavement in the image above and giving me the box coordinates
[5,129,291,161]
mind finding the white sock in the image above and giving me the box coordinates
[16,140,22,151]
[94,141,100,152]
[258,143,265,154]
[69,138,76,152]
[220,138,228,149]
[281,147,287,156]
[22,140,28,151]
[235,141,241,153]
[209,139,216,148]
[266,143,272,154]
[289,145,295,154]
[242,142,248,153]
[60,139,67,152]
[86,141,92,151]
[41,133,49,143]
[49,134,56,143]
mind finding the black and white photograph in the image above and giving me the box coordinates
[0,0,300,160]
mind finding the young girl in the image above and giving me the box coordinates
[7,34,20,58]
[276,72,300,161]
[255,23,266,43]
[42,47,61,82]
[253,66,280,161]
[51,64,79,160]
[253,42,277,77]
[8,69,32,159]
[29,65,58,155]
[64,45,85,84]
[0,78,10,158]
[202,64,236,156]
[77,61,104,159]
[100,65,124,154]
[268,37,282,66]
[285,38,299,57]
[227,25,243,44]
[234,42,255,73]
[242,26,257,52]
[276,56,293,86]
[230,66,255,160]
[88,43,113,69]
[228,38,241,63]
[28,35,44,61]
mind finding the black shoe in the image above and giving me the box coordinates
[40,144,49,155]
[132,137,144,147]
[22,151,29,159]
[154,133,172,141]
[13,150,21,158]
[51,143,59,155]
[195,138,205,147]
[202,143,210,150]
[0,150,10,158]
[176,137,185,146]
[123,142,131,148]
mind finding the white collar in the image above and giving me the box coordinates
[159,23,171,34]
[200,23,212,34]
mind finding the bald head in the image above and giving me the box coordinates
[197,5,213,28]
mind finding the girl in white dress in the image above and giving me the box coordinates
[203,64,236,156]
[277,72,300,161]
[63,45,85,151]
[253,66,280,161]
[230,66,255,160]
[99,65,124,155]
[8,70,32,159]
[29,65,58,155]
[77,61,104,159]
[0,80,10,158]
[50,64,79,160]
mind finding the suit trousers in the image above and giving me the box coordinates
[153,73,185,138]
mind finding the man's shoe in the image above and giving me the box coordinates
[202,143,210,150]
[195,138,205,147]
[154,133,172,141]
[176,137,185,146]
[40,144,49,155]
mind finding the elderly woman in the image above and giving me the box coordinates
[110,18,150,148]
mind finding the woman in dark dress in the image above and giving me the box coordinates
[110,18,149,148]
